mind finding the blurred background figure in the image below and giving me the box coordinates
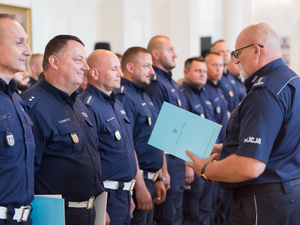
[13,70,29,93]
[28,53,43,88]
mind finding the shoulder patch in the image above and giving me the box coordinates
[23,92,42,108]
[83,95,94,106]
[252,76,268,89]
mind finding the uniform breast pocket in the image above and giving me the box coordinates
[101,119,121,148]
[56,121,80,153]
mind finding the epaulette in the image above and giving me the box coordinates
[23,92,42,108]
[83,95,94,106]
[252,76,268,89]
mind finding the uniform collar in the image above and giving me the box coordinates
[244,58,284,93]
[206,79,220,88]
[153,66,173,81]
[40,76,77,105]
[86,83,116,104]
[182,81,203,94]
[0,77,17,96]
[121,78,144,93]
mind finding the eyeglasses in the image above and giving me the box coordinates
[232,44,264,59]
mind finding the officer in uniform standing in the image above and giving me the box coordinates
[186,22,300,225]
[211,40,240,112]
[21,35,104,225]
[114,47,166,225]
[0,14,34,225]
[181,57,217,225]
[145,35,190,225]
[80,50,137,225]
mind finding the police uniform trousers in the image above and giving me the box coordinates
[65,206,95,225]
[131,178,156,225]
[154,155,185,225]
[182,176,215,225]
[213,182,231,225]
[231,182,300,225]
[106,186,131,225]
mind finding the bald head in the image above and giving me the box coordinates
[235,22,281,77]
[147,35,177,72]
[86,49,123,95]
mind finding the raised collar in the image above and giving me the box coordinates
[153,66,173,81]
[85,83,116,104]
[0,78,17,97]
[121,78,144,93]
[244,58,284,93]
[182,81,203,94]
[40,76,77,105]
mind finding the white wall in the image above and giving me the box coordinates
[1,0,299,78]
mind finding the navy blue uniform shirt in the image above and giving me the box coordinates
[27,77,37,89]
[219,72,240,112]
[204,80,228,142]
[115,78,163,173]
[21,76,104,201]
[0,78,35,207]
[80,83,137,181]
[181,82,217,122]
[232,76,246,102]
[220,58,300,191]
[145,66,188,111]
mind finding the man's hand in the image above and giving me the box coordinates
[105,211,110,225]
[135,183,152,212]
[185,165,194,185]
[163,170,171,190]
[185,150,218,177]
[154,180,166,204]
[210,144,222,160]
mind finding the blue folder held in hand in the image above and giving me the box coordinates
[148,102,221,162]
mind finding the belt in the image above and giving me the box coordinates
[103,180,136,191]
[68,196,95,210]
[0,205,31,223]
[232,177,300,201]
[140,170,159,182]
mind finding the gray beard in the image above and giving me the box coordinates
[239,63,249,79]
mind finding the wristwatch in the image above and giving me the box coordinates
[200,163,211,183]
[156,177,165,182]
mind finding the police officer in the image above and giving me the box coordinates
[28,54,43,88]
[181,57,217,225]
[0,14,34,225]
[145,35,188,225]
[186,22,300,225]
[21,35,104,225]
[80,49,137,225]
[211,40,240,112]
[13,71,29,93]
[227,53,246,102]
[114,47,166,225]
[204,52,228,143]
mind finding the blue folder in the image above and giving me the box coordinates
[31,196,65,225]
[148,102,221,162]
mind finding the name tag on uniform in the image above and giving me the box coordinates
[70,132,79,144]
[6,131,15,147]
[115,130,121,140]
[58,118,70,124]
[148,116,152,126]
[229,91,234,97]
[177,99,181,107]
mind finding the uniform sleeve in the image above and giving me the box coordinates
[145,82,167,111]
[236,88,285,163]
[26,108,49,172]
[118,95,136,131]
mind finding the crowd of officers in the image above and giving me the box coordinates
[2,13,300,225]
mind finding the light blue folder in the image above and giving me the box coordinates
[31,196,65,225]
[148,102,222,162]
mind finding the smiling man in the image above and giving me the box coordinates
[80,49,137,225]
[21,35,104,225]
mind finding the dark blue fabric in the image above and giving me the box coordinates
[115,78,163,172]
[80,83,137,181]
[21,77,104,202]
[0,78,34,207]
[65,207,95,225]
[27,77,37,89]
[220,58,300,191]
[219,72,241,112]
[144,66,188,111]
[106,189,131,225]
[232,76,246,102]
[204,80,228,143]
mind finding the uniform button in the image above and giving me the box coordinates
[290,200,295,204]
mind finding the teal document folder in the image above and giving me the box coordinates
[31,196,65,225]
[148,102,222,162]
